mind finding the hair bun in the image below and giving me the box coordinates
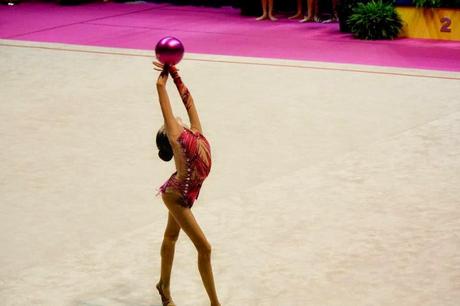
[158,149,173,162]
[156,129,173,162]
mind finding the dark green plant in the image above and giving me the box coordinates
[339,0,370,32]
[348,1,403,40]
[339,0,395,32]
[412,0,441,7]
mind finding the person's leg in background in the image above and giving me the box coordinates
[256,0,277,20]
[288,0,304,19]
[323,0,339,23]
[300,0,319,22]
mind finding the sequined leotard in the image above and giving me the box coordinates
[159,127,212,208]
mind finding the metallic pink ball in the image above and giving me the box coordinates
[155,36,184,66]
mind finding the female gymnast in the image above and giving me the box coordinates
[153,62,221,306]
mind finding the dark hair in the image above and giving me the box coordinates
[156,129,173,162]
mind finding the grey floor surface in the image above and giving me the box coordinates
[1,40,459,306]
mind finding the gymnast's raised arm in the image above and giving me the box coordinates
[169,66,203,134]
[155,63,181,138]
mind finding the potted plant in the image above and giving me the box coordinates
[348,0,403,39]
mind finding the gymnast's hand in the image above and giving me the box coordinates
[153,61,170,87]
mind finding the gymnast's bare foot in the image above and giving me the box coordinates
[269,14,278,21]
[156,282,175,306]
[256,14,268,20]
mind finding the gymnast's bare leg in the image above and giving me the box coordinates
[161,193,220,306]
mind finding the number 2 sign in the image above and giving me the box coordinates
[440,17,452,33]
[396,7,460,40]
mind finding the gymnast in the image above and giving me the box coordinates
[153,62,220,306]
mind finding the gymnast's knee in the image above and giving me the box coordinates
[163,231,179,244]
[197,240,212,257]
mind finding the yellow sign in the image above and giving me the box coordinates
[397,7,460,41]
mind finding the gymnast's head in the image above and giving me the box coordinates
[156,118,187,162]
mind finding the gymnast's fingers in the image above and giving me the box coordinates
[153,61,164,68]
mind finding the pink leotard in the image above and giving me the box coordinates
[159,127,212,208]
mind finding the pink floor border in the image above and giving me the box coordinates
[1,1,460,71]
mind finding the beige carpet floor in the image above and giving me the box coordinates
[1,40,459,306]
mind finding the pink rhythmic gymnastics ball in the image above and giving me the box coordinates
[155,36,185,66]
